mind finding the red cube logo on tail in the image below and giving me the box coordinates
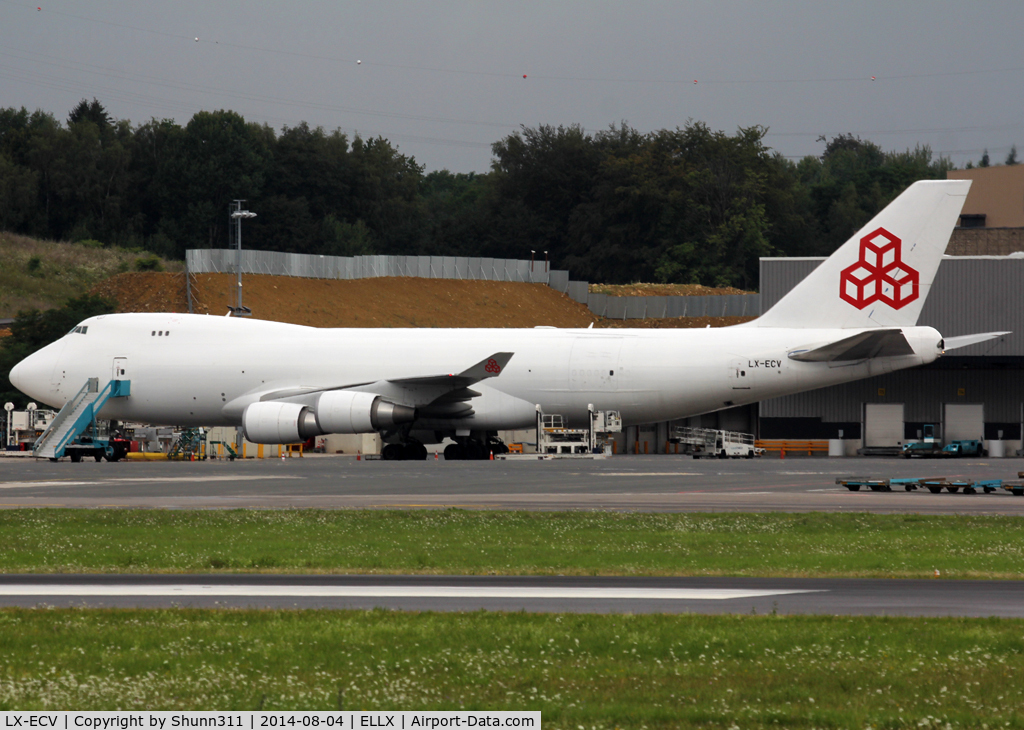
[839,227,919,310]
[484,358,501,374]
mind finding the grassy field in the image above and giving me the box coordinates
[3,509,1024,579]
[1,608,1022,726]
[0,232,180,317]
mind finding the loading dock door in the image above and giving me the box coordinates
[944,404,984,442]
[865,403,904,447]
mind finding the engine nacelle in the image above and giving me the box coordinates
[242,393,416,443]
[242,401,320,444]
[315,390,415,433]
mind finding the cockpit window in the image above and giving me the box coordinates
[69,325,89,335]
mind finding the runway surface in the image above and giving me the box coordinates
[2,454,1024,514]
[0,574,1020,616]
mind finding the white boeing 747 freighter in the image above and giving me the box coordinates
[9,180,1004,459]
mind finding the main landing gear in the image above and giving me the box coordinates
[443,437,510,461]
[381,442,428,461]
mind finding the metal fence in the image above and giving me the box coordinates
[186,249,564,286]
[186,249,761,320]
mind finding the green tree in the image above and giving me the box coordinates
[1006,146,1019,166]
[156,110,271,256]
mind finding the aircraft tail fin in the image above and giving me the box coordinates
[753,180,970,329]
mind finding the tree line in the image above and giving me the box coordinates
[0,99,959,288]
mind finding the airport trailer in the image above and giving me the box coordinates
[836,476,1007,494]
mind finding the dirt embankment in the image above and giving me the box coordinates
[89,272,758,329]
[92,273,598,328]
[590,282,752,297]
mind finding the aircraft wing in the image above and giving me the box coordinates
[223,352,513,418]
[788,329,915,363]
[388,352,513,388]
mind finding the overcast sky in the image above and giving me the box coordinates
[1,0,1022,174]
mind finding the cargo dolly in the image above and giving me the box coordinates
[1002,478,1024,496]
[836,476,1008,494]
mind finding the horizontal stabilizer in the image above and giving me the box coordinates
[789,329,914,362]
[943,331,1011,352]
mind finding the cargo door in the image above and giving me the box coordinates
[864,403,904,447]
[569,336,622,392]
[944,403,984,442]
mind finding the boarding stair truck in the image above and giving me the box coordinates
[32,377,132,462]
[671,426,761,459]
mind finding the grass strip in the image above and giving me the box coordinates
[1,608,1023,727]
[2,509,1024,578]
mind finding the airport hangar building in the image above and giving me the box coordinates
[645,165,1024,456]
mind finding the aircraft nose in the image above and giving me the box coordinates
[8,358,25,393]
[9,343,61,403]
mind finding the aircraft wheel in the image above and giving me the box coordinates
[443,443,463,461]
[405,443,428,461]
[69,451,82,463]
[382,444,402,461]
[465,442,485,460]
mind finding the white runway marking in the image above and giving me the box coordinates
[0,481,95,489]
[107,476,305,483]
[0,475,304,489]
[0,585,823,600]
[598,473,700,477]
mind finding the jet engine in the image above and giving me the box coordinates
[242,392,415,444]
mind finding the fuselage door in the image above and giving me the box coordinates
[569,336,623,393]
[112,357,128,381]
[730,360,751,390]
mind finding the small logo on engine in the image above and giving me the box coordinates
[484,358,501,374]
[839,227,919,310]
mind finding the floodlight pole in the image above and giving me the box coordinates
[230,201,257,316]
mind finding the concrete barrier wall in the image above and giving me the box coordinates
[187,249,762,320]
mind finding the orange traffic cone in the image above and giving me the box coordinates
[489,450,494,461]
[434,452,438,460]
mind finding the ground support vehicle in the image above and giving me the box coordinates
[535,406,621,457]
[902,442,944,458]
[940,440,987,457]
[672,426,761,459]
